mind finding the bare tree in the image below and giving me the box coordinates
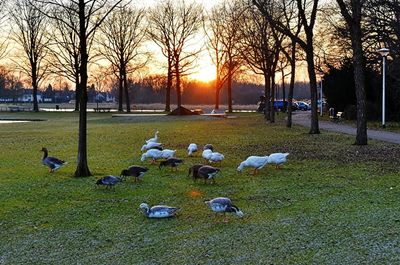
[48,3,81,111]
[335,0,368,145]
[277,0,302,128]
[211,1,244,113]
[204,6,230,110]
[35,0,123,177]
[0,0,9,61]
[147,2,174,112]
[99,4,147,112]
[239,3,284,121]
[254,0,321,134]
[10,0,49,112]
[148,0,203,113]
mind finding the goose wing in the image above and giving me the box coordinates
[210,197,232,206]
[46,156,65,165]
[149,205,179,217]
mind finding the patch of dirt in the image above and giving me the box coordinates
[269,139,400,165]
[169,106,200,116]
[111,115,218,123]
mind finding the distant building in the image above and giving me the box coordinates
[18,93,43,103]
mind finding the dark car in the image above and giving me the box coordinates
[294,101,311,111]
[274,100,287,111]
[258,100,297,112]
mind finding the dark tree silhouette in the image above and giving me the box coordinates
[239,3,283,122]
[35,0,122,177]
[99,4,148,112]
[48,3,82,111]
[253,0,321,134]
[336,0,368,145]
[277,0,301,128]
[147,2,174,112]
[0,0,8,61]
[209,1,244,113]
[205,2,243,111]
[148,0,202,113]
[10,0,49,112]
[204,6,228,110]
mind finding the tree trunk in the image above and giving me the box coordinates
[215,73,220,110]
[32,64,39,112]
[282,70,286,103]
[227,69,233,113]
[305,39,320,134]
[270,75,275,123]
[123,70,131,112]
[165,59,172,112]
[336,0,367,144]
[263,72,270,121]
[352,24,368,145]
[75,0,91,178]
[118,68,123,112]
[175,60,181,110]
[74,74,80,111]
[286,42,296,128]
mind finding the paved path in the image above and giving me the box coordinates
[292,112,400,144]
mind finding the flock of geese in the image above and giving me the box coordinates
[40,130,289,220]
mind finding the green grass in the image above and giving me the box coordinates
[1,112,400,264]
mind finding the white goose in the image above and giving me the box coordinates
[267,153,289,169]
[141,149,163,163]
[161,149,176,159]
[202,149,224,164]
[187,143,198,156]
[141,141,163,152]
[237,155,269,175]
[146,131,159,144]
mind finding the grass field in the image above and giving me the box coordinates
[318,112,400,132]
[1,112,400,264]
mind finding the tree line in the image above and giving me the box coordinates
[0,0,398,176]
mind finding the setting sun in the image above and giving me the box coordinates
[190,60,216,82]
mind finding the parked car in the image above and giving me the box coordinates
[257,100,286,112]
[257,100,298,112]
[294,101,311,111]
[274,100,287,112]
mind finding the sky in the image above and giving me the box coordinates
[136,0,310,83]
[1,0,310,88]
[137,0,222,10]
[136,0,221,82]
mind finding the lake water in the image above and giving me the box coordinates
[0,120,31,124]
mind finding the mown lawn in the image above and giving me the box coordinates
[1,112,400,265]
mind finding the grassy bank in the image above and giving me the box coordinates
[1,112,400,264]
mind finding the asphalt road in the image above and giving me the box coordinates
[292,111,400,144]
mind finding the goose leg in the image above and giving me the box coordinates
[223,212,228,223]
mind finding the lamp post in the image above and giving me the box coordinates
[378,48,389,128]
[319,71,324,117]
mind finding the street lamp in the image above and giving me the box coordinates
[319,71,324,117]
[378,47,389,128]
